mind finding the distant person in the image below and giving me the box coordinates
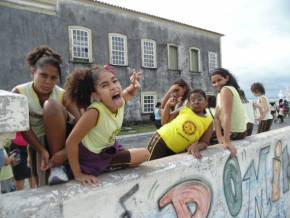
[210,68,247,157]
[277,99,285,123]
[154,102,162,129]
[240,90,255,136]
[65,66,149,184]
[283,99,289,118]
[147,89,213,160]
[12,45,81,186]
[161,79,190,125]
[251,82,273,133]
[270,102,277,123]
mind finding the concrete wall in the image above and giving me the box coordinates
[1,126,290,218]
[0,90,29,133]
[0,0,222,122]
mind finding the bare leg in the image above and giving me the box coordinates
[15,180,25,191]
[29,176,37,189]
[129,148,150,167]
[43,99,68,167]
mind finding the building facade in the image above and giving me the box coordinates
[0,0,223,122]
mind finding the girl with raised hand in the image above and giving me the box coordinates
[161,79,190,125]
[210,68,247,157]
[13,45,80,186]
[65,65,149,184]
[148,89,213,160]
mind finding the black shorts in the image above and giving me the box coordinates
[147,132,175,160]
[9,143,31,180]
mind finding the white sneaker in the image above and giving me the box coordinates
[48,166,68,185]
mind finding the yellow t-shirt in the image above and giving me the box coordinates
[216,86,247,133]
[157,106,213,153]
[16,82,64,138]
[82,101,125,154]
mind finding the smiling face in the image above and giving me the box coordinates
[93,70,123,113]
[32,64,59,96]
[211,74,229,92]
[188,92,207,114]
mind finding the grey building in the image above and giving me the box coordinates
[0,0,222,123]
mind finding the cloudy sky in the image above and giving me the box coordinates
[100,0,290,99]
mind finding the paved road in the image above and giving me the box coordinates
[119,117,290,149]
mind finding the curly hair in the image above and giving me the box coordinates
[64,65,115,109]
[26,45,63,82]
[64,68,96,109]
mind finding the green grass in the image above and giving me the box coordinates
[120,122,156,135]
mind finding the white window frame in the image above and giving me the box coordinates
[208,51,218,73]
[189,47,201,72]
[68,26,92,63]
[167,43,179,70]
[141,92,157,113]
[108,33,128,66]
[141,39,157,68]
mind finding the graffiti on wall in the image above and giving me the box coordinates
[223,157,243,216]
[159,180,212,218]
[242,146,272,217]
[272,141,282,201]
[119,184,139,218]
[114,140,290,218]
[282,145,290,193]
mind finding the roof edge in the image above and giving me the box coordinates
[77,0,224,36]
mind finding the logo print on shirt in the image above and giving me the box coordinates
[182,121,196,135]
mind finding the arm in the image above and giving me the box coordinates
[12,88,49,170]
[161,97,178,125]
[66,109,99,184]
[187,123,213,158]
[63,94,81,123]
[214,107,223,143]
[220,88,237,157]
[122,70,142,102]
[161,84,179,109]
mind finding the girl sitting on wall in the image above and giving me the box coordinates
[65,65,149,184]
[147,89,213,160]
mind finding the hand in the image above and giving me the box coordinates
[75,172,98,185]
[130,69,143,88]
[40,149,50,171]
[224,141,237,158]
[187,144,202,159]
[50,151,67,168]
[5,153,16,165]
[166,97,177,108]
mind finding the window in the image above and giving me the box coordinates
[141,92,157,113]
[68,26,92,63]
[208,51,218,73]
[168,44,179,70]
[189,47,201,72]
[141,39,157,68]
[109,33,128,66]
